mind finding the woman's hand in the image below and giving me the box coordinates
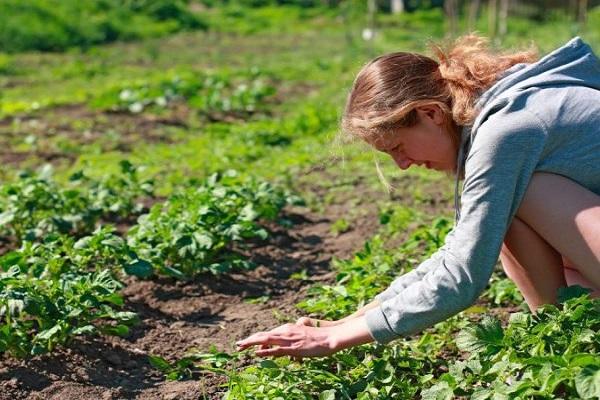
[236,322,337,358]
[236,317,374,358]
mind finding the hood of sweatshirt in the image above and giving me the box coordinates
[453,36,600,221]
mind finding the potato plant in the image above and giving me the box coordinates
[0,161,154,243]
[0,224,158,357]
[91,69,276,118]
[127,170,300,278]
[431,291,600,399]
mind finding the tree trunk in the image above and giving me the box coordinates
[577,0,588,25]
[444,0,458,37]
[365,0,377,55]
[391,0,404,14]
[488,0,498,39]
[468,0,482,31]
[498,0,509,38]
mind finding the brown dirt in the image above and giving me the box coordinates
[0,78,310,170]
[0,104,189,168]
[0,197,382,399]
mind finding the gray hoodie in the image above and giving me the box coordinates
[365,37,600,343]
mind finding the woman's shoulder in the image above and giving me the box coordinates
[475,84,600,143]
[472,93,548,147]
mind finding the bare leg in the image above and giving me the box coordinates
[500,217,566,310]
[500,173,600,311]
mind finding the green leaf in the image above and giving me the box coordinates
[254,228,268,240]
[333,285,348,297]
[575,365,600,399]
[557,285,592,303]
[193,232,213,249]
[259,360,278,369]
[72,325,96,335]
[36,325,62,341]
[148,355,171,371]
[421,381,453,400]
[0,211,15,225]
[319,389,336,400]
[161,265,185,279]
[124,259,154,278]
[104,324,130,336]
[455,316,503,354]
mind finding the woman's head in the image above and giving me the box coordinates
[342,34,538,173]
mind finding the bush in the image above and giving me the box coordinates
[0,0,207,53]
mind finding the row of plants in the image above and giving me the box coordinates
[0,160,154,244]
[0,230,141,357]
[0,166,299,356]
[90,69,277,119]
[128,170,301,277]
[147,210,598,399]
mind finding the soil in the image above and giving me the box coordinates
[0,75,300,170]
[0,104,190,169]
[0,195,383,399]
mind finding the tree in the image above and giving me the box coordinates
[445,0,459,37]
[468,0,482,31]
[498,0,510,38]
[391,0,404,14]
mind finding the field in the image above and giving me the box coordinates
[1,3,600,399]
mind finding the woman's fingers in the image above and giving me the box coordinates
[236,332,295,350]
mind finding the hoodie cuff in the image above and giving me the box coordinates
[364,306,399,344]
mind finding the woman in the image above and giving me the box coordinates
[237,35,600,358]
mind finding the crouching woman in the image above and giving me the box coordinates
[237,35,600,357]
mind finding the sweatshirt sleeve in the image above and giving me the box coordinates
[365,107,548,344]
[374,230,456,303]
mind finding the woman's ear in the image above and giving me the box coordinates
[416,105,445,125]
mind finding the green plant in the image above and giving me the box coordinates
[0,161,154,244]
[429,290,600,399]
[483,272,525,307]
[0,0,207,53]
[91,70,276,119]
[127,170,299,277]
[0,246,138,356]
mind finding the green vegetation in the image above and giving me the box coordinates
[0,230,140,356]
[0,0,206,53]
[90,69,276,118]
[127,171,300,277]
[0,161,154,243]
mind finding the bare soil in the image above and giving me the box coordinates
[0,104,189,169]
[0,196,383,399]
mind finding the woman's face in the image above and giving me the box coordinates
[366,106,457,173]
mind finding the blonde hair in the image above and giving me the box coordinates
[341,34,538,148]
